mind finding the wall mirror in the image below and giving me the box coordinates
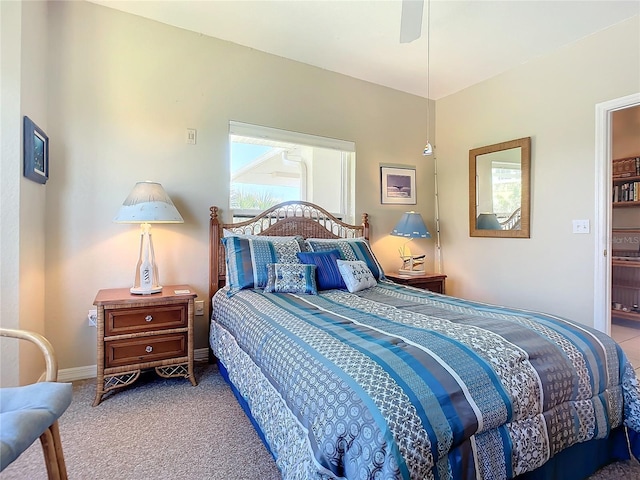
[469,137,531,238]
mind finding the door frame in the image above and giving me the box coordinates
[594,93,640,334]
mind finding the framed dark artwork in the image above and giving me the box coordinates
[23,116,49,184]
[380,166,416,204]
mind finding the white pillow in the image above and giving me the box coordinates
[336,259,377,293]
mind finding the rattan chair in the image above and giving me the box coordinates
[0,328,72,479]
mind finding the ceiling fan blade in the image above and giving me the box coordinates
[400,0,424,43]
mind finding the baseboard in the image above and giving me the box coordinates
[194,347,209,362]
[58,365,97,383]
[57,348,210,382]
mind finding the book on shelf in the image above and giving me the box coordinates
[612,156,640,178]
[613,181,640,203]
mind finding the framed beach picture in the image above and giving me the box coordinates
[380,166,416,204]
[23,116,49,184]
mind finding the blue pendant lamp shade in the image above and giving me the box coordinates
[391,212,431,239]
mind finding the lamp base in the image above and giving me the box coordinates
[398,268,425,276]
[130,285,163,295]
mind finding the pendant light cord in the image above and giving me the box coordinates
[426,0,430,140]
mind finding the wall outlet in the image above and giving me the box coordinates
[87,309,97,327]
[195,300,204,316]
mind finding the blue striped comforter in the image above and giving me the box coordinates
[210,281,640,480]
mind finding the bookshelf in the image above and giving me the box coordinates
[611,229,640,323]
[612,156,640,207]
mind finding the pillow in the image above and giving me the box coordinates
[264,263,318,295]
[297,250,346,290]
[336,260,377,293]
[222,231,307,252]
[222,236,303,295]
[305,238,385,280]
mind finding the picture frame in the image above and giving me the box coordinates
[380,166,416,205]
[23,116,49,184]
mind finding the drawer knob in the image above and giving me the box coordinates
[145,346,153,353]
[145,315,153,322]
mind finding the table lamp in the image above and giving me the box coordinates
[391,211,431,275]
[476,213,502,230]
[114,181,184,294]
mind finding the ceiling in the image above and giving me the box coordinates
[88,0,639,100]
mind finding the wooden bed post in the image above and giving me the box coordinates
[361,213,369,240]
[209,206,221,322]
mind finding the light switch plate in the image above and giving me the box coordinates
[186,128,197,145]
[572,219,590,234]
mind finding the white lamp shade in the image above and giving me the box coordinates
[114,181,184,224]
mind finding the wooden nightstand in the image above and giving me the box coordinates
[386,272,447,294]
[93,285,197,406]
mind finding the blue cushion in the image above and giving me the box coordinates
[305,238,385,280]
[297,250,346,290]
[263,263,318,295]
[0,382,72,471]
[222,236,303,295]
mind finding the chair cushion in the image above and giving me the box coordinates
[0,382,72,471]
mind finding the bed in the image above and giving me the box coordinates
[208,201,640,480]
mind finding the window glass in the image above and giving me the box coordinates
[491,162,521,224]
[229,122,355,223]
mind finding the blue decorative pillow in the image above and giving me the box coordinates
[297,250,346,290]
[336,260,377,293]
[222,236,302,295]
[264,263,318,295]
[305,238,385,280]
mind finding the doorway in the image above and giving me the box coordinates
[594,93,640,334]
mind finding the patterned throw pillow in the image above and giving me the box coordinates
[296,250,346,290]
[336,259,377,293]
[263,263,318,295]
[222,231,307,252]
[222,236,303,295]
[305,238,385,280]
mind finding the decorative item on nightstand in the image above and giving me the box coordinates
[114,181,184,294]
[391,211,431,275]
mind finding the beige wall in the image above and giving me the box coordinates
[0,0,22,387]
[0,0,48,386]
[612,105,640,159]
[436,16,640,325]
[44,1,433,370]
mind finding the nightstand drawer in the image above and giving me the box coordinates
[105,333,187,368]
[105,305,187,336]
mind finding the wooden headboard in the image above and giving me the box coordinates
[209,201,369,303]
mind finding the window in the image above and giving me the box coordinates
[491,161,521,223]
[229,121,355,223]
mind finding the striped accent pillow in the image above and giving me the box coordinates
[222,236,302,295]
[297,250,346,290]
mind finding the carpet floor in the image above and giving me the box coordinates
[1,362,639,480]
